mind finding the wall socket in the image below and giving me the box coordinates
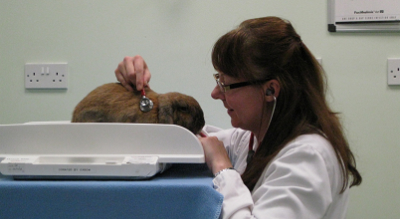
[388,58,400,85]
[25,63,68,89]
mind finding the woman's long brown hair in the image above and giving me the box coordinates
[212,16,362,192]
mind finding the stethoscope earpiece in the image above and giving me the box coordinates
[265,88,274,96]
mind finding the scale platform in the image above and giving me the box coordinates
[0,122,205,179]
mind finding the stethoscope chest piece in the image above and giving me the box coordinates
[139,95,153,112]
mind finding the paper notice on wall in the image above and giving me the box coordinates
[335,0,400,23]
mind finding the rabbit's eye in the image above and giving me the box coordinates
[177,106,189,113]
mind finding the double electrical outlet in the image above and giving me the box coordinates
[388,59,400,85]
[25,63,68,89]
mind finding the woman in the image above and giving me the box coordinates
[115,16,361,219]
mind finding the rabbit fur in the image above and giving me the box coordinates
[72,83,205,134]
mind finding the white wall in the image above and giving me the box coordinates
[1,1,399,218]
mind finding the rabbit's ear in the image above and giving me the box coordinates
[157,95,174,124]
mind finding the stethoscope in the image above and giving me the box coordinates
[247,94,276,164]
[139,89,153,112]
[247,133,255,164]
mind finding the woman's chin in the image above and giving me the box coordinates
[230,119,241,129]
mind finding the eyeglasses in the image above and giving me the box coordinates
[213,73,271,93]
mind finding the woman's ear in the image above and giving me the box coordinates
[264,79,280,102]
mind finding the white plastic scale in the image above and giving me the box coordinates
[0,122,205,179]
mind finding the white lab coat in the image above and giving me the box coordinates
[203,125,349,219]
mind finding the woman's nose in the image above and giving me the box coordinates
[211,85,224,100]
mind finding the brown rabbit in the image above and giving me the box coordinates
[72,83,205,134]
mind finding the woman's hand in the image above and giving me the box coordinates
[199,136,233,175]
[114,55,152,91]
